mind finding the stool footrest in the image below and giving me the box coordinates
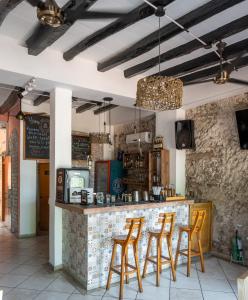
[111,264,137,276]
[179,249,201,257]
[126,263,136,270]
[147,256,171,265]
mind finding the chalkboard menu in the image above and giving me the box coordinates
[72,135,91,160]
[24,115,91,160]
[24,115,50,160]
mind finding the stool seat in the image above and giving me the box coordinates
[143,213,176,286]
[148,229,170,236]
[113,235,136,244]
[179,226,192,232]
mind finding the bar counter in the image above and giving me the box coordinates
[57,199,193,290]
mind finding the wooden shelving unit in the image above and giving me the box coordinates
[148,149,170,191]
[123,152,149,191]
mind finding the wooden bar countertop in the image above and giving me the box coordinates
[56,197,194,215]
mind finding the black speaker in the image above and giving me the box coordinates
[175,120,195,149]
[236,109,248,149]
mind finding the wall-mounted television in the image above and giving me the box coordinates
[235,109,248,149]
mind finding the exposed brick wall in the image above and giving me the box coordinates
[186,93,248,260]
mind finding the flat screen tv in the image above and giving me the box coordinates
[235,109,248,149]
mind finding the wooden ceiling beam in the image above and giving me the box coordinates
[181,56,248,84]
[0,87,22,114]
[63,0,174,61]
[33,93,50,106]
[124,15,248,78]
[94,104,118,115]
[26,0,98,56]
[76,103,97,113]
[98,0,245,72]
[152,38,248,78]
[0,0,23,26]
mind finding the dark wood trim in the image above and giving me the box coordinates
[93,104,118,115]
[33,94,50,106]
[0,0,23,26]
[26,0,98,56]
[98,0,245,72]
[76,103,97,113]
[124,15,248,78]
[181,56,248,84]
[151,38,248,78]
[63,0,175,61]
[0,87,22,114]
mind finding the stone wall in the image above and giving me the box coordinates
[8,128,19,234]
[114,114,156,154]
[186,93,248,260]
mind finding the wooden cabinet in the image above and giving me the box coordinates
[148,149,169,191]
[189,201,213,253]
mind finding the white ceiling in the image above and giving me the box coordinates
[0,0,247,109]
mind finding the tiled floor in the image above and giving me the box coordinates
[0,224,246,300]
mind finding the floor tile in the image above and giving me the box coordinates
[46,275,76,293]
[136,285,169,300]
[203,291,237,300]
[199,277,233,293]
[105,282,139,299]
[176,264,198,278]
[18,274,56,291]
[170,288,203,300]
[218,260,246,281]
[197,264,225,280]
[142,271,170,287]
[0,274,28,288]
[229,280,238,295]
[35,291,71,300]
[3,288,39,300]
[86,287,106,297]
[0,286,13,296]
[24,257,48,266]
[171,272,201,290]
[10,264,41,276]
[68,295,99,300]
[0,263,19,274]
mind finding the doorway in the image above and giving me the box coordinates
[37,163,49,232]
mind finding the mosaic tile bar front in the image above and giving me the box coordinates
[62,203,189,290]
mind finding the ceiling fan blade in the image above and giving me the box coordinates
[184,79,214,86]
[26,0,44,8]
[225,50,247,75]
[74,11,126,20]
[228,78,248,86]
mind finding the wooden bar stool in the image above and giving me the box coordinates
[142,212,176,286]
[106,217,144,300]
[175,209,206,277]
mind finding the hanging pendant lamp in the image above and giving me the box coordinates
[90,99,111,144]
[15,94,25,121]
[136,16,183,111]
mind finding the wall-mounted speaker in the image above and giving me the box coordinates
[236,108,248,149]
[175,120,195,150]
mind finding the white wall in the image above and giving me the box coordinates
[156,109,186,195]
[19,121,37,236]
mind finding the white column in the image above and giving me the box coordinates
[49,87,72,268]
[156,109,186,195]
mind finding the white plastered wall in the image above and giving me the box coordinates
[156,109,186,195]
